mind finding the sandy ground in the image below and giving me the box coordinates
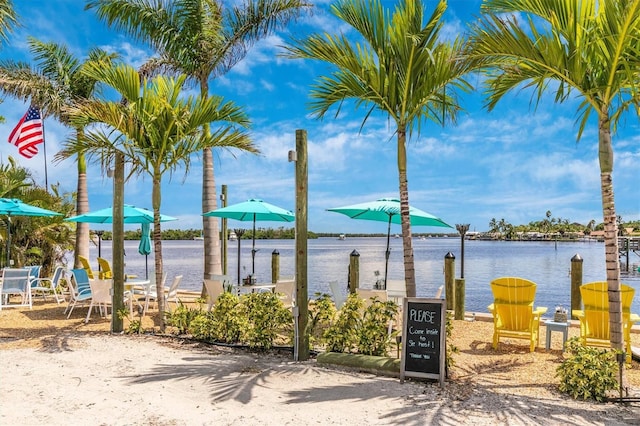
[1,299,640,425]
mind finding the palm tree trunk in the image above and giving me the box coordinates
[152,174,165,328]
[74,147,90,268]
[598,114,623,351]
[201,78,222,284]
[397,126,416,297]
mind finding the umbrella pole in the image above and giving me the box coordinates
[237,238,241,284]
[384,215,392,288]
[5,216,11,267]
[251,216,256,275]
[145,254,148,280]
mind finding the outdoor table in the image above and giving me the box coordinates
[545,320,570,351]
[124,279,151,314]
[232,283,276,295]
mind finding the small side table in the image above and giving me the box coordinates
[545,320,570,351]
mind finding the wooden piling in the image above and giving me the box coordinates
[294,129,309,361]
[571,254,583,319]
[444,252,455,311]
[271,250,280,283]
[454,278,465,320]
[349,250,360,294]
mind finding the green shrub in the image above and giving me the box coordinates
[210,292,247,344]
[358,299,398,356]
[242,292,293,349]
[189,312,216,340]
[323,293,364,353]
[445,311,458,374]
[165,301,202,334]
[556,337,619,401]
[308,293,337,347]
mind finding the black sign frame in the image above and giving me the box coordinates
[400,297,446,386]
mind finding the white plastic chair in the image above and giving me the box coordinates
[356,288,388,307]
[30,266,66,303]
[328,280,347,309]
[0,268,32,310]
[274,279,296,310]
[65,269,93,319]
[85,279,113,323]
[434,285,444,299]
[141,272,168,315]
[164,275,183,311]
[385,280,407,306]
[205,275,230,311]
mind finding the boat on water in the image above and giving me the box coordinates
[338,234,346,240]
[229,230,238,241]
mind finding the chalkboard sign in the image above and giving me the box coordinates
[400,298,446,386]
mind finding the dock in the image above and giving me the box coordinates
[619,236,640,272]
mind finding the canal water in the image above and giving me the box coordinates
[91,237,640,314]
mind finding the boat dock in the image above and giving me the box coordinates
[619,236,640,272]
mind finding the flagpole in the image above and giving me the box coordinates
[41,114,49,192]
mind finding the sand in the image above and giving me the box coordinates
[1,300,640,425]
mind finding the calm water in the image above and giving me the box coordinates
[90,237,640,314]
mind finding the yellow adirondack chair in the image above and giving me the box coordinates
[488,277,548,352]
[96,257,113,280]
[77,255,95,280]
[571,281,639,362]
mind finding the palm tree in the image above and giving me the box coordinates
[0,158,75,270]
[0,0,17,44]
[0,0,18,122]
[62,63,255,327]
[466,0,640,354]
[284,0,472,297]
[0,38,117,269]
[87,0,311,283]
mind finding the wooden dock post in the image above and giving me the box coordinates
[349,250,360,294]
[293,129,309,361]
[454,278,465,320]
[271,250,280,283]
[571,254,583,319]
[444,252,455,311]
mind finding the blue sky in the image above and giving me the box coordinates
[1,0,638,234]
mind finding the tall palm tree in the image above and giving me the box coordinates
[284,0,472,297]
[62,63,255,326]
[0,39,117,268]
[87,0,311,282]
[0,0,17,44]
[466,0,640,353]
[0,0,18,123]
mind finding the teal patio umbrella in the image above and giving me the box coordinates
[327,198,452,286]
[138,222,152,279]
[66,204,177,270]
[0,198,62,267]
[203,198,295,283]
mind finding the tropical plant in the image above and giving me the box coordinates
[0,0,17,122]
[0,38,117,268]
[86,0,311,286]
[61,63,254,329]
[466,0,640,362]
[556,337,619,402]
[284,0,472,297]
[323,293,364,353]
[0,0,16,45]
[0,159,75,270]
[0,156,30,197]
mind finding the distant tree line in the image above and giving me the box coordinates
[97,227,317,241]
[487,211,640,240]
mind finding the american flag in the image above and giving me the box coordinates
[8,106,44,159]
